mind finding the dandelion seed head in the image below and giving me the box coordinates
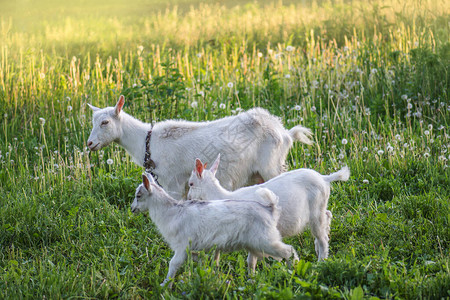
[424,130,430,136]
[311,106,316,112]
[377,150,384,155]
[106,159,113,165]
[294,105,301,111]
[191,101,198,109]
[363,179,369,184]
[67,105,73,112]
[227,82,234,88]
[286,45,295,52]
[285,74,291,79]
[341,139,348,145]
[219,103,226,109]
[39,117,46,125]
[423,153,430,158]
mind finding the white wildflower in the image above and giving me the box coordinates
[39,118,46,125]
[286,46,295,52]
[106,159,114,165]
[227,82,234,88]
[342,139,348,145]
[219,103,226,109]
[191,101,198,109]
[363,179,369,184]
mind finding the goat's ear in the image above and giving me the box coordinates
[146,172,156,184]
[195,158,204,178]
[115,95,125,115]
[87,103,100,112]
[210,153,221,175]
[142,174,152,192]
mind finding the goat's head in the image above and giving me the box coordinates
[87,95,125,151]
[187,154,220,200]
[131,173,158,214]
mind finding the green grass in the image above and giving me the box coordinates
[0,0,449,298]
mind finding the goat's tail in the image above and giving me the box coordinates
[289,125,314,145]
[322,166,350,183]
[255,188,281,223]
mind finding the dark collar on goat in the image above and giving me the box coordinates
[144,130,162,187]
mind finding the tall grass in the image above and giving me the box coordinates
[0,0,449,298]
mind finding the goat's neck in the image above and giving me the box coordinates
[147,194,182,235]
[209,181,232,199]
[117,113,152,167]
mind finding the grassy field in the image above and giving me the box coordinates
[0,0,449,298]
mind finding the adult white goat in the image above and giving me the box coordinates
[131,173,299,286]
[187,155,350,268]
[87,95,313,198]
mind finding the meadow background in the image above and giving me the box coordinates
[0,0,449,298]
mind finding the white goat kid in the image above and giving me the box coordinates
[131,173,299,286]
[187,155,350,269]
[87,95,313,199]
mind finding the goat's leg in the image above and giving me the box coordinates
[311,211,332,260]
[247,252,260,274]
[162,250,187,287]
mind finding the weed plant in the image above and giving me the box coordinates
[0,0,449,298]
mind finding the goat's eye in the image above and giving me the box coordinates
[189,182,193,187]
[101,120,109,126]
